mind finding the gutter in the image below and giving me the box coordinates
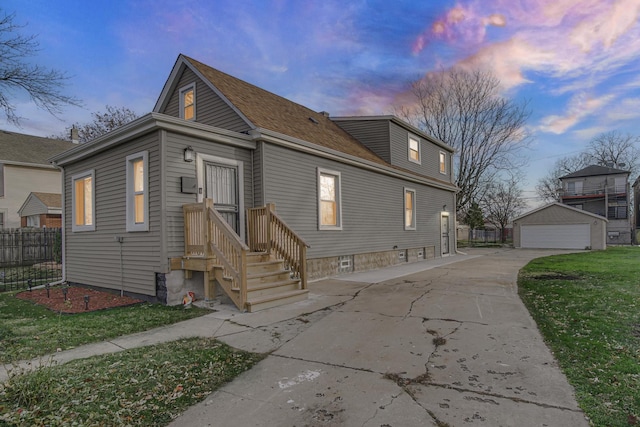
[49,113,255,166]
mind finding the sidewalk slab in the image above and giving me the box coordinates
[412,385,588,427]
[427,321,582,410]
[275,310,436,378]
[168,356,437,427]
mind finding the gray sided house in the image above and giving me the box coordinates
[559,165,631,245]
[51,54,457,312]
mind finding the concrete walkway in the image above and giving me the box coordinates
[3,248,589,426]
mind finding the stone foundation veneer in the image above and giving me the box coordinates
[162,246,438,305]
[307,246,436,281]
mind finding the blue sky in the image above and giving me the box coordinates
[3,0,640,206]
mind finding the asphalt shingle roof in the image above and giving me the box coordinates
[31,192,62,208]
[0,130,76,166]
[185,56,390,167]
[560,164,630,179]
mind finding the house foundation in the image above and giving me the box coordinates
[307,246,436,281]
[163,270,206,306]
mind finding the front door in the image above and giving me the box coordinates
[205,162,239,233]
[441,213,450,256]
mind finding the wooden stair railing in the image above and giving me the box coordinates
[247,203,310,289]
[183,199,249,310]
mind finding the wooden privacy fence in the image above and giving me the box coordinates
[247,203,310,289]
[0,228,62,291]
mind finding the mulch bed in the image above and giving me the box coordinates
[16,285,143,314]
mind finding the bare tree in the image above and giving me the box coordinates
[584,131,640,175]
[0,11,81,125]
[53,105,139,143]
[535,154,589,202]
[397,68,530,214]
[481,176,527,243]
[536,131,640,202]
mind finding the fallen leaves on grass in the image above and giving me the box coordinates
[0,338,264,426]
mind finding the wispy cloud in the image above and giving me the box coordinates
[538,92,614,134]
[402,0,640,134]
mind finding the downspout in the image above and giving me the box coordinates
[51,161,66,286]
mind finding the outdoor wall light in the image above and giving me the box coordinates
[443,204,447,211]
[184,146,195,162]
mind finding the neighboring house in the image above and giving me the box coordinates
[18,192,62,228]
[0,131,76,229]
[50,54,458,311]
[559,165,631,245]
[513,203,607,250]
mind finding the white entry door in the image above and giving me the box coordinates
[441,213,450,255]
[205,162,239,233]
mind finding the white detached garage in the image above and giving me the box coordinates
[513,203,607,250]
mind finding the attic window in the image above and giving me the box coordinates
[309,117,319,124]
[179,83,196,121]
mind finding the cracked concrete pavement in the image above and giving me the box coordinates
[169,248,590,427]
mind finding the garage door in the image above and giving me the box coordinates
[520,224,590,249]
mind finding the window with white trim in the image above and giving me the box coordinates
[408,136,421,164]
[439,151,447,174]
[318,168,342,230]
[179,83,195,121]
[72,170,95,232]
[404,188,416,230]
[126,151,149,232]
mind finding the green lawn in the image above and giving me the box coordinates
[0,291,210,363]
[518,246,640,426]
[1,338,263,426]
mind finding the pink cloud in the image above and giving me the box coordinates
[404,0,640,133]
[569,0,640,52]
[412,4,507,54]
[538,93,614,134]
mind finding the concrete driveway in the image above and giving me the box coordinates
[169,248,589,426]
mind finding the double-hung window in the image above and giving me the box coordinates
[408,136,421,164]
[404,188,416,230]
[318,168,342,230]
[126,151,149,231]
[72,170,95,232]
[179,83,196,121]
[439,151,447,174]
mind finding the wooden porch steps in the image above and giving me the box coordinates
[179,201,309,313]
[245,289,309,312]
[244,252,308,312]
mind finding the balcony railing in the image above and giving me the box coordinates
[560,184,627,198]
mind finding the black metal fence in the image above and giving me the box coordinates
[466,228,513,244]
[0,228,62,292]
